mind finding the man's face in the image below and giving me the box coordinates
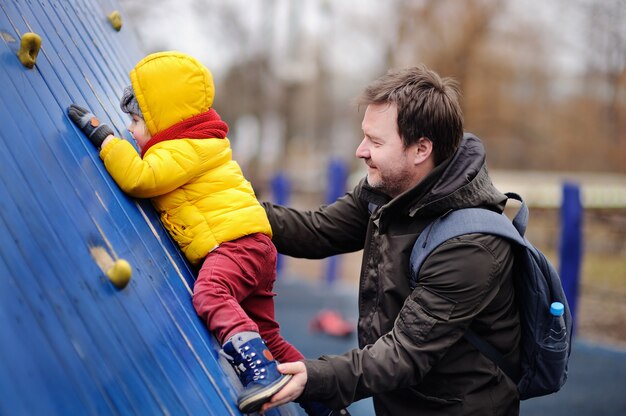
[356,103,421,198]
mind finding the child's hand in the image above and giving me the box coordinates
[67,104,114,148]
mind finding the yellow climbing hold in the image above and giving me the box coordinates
[18,32,41,69]
[108,11,123,31]
[90,246,132,289]
[106,259,132,289]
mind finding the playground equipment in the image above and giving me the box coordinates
[0,1,298,414]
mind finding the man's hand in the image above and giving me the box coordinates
[261,362,308,413]
[67,104,114,148]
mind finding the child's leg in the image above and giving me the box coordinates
[229,237,351,415]
[242,294,304,362]
[193,234,303,362]
[192,241,261,344]
[237,235,304,362]
[192,234,297,413]
[192,233,303,363]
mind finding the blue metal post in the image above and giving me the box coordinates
[270,172,291,278]
[559,182,583,334]
[324,159,348,285]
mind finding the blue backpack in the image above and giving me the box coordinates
[409,193,572,400]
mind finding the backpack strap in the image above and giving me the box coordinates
[409,197,530,384]
[464,328,522,383]
[504,192,528,236]
[410,206,527,287]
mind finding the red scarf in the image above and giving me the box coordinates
[141,108,229,157]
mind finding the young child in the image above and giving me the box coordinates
[67,51,337,415]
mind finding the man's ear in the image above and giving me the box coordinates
[413,137,433,164]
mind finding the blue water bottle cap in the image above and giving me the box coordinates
[550,302,565,316]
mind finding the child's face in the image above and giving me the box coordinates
[128,115,151,150]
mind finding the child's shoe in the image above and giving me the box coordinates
[222,337,292,413]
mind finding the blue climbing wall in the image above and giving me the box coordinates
[0,1,298,414]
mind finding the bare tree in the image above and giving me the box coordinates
[118,0,625,174]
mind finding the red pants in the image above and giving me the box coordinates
[192,233,304,364]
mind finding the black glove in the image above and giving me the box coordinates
[67,104,114,148]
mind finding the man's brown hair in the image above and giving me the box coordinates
[358,65,463,164]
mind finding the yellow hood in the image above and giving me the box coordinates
[129,51,215,136]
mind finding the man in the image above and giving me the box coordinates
[261,65,520,415]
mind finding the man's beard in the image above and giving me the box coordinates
[367,168,413,198]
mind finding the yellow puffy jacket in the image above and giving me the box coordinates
[100,51,271,266]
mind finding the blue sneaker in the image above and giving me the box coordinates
[222,338,292,413]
